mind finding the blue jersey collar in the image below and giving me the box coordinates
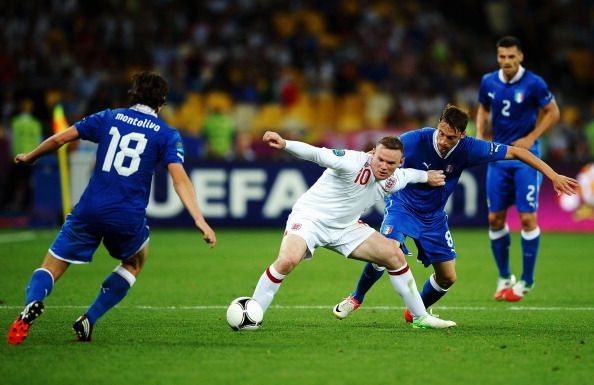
[498,65,525,84]
[432,129,460,159]
[130,104,158,117]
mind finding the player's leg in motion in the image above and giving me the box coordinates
[421,274,446,308]
[252,234,306,313]
[489,215,515,300]
[503,212,540,302]
[7,254,69,344]
[335,230,409,316]
[520,223,540,287]
[349,233,455,329]
[353,262,385,303]
[74,249,146,341]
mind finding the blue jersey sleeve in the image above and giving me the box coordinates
[161,129,185,168]
[75,110,110,143]
[533,75,554,108]
[465,136,508,165]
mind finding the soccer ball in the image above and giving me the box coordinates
[226,297,263,331]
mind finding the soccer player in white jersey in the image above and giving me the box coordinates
[7,72,216,344]
[249,131,456,329]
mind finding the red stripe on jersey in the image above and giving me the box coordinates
[266,267,283,283]
[388,264,410,276]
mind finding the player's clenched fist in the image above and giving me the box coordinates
[263,131,286,149]
[426,170,446,186]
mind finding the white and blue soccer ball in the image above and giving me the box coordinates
[226,297,263,331]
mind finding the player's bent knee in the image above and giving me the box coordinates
[274,255,301,275]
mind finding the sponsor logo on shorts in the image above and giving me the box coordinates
[291,223,302,230]
[382,225,393,235]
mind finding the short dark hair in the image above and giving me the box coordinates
[128,71,168,111]
[496,35,522,52]
[439,104,469,133]
[378,136,404,153]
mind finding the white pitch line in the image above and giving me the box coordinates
[0,231,38,244]
[0,305,593,311]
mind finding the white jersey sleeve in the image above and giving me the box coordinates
[381,168,428,194]
[284,140,361,173]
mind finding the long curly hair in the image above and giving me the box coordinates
[127,71,168,111]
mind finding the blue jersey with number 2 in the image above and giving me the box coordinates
[478,69,554,156]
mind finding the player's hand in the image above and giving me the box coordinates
[511,136,534,150]
[196,221,217,248]
[263,131,286,149]
[552,174,579,196]
[426,170,446,186]
[14,153,34,165]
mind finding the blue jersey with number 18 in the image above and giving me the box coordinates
[73,106,184,224]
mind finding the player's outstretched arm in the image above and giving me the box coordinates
[505,146,578,196]
[511,100,560,150]
[168,163,217,248]
[14,126,80,165]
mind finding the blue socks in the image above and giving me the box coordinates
[25,268,54,305]
[490,224,540,286]
[85,266,136,325]
[489,225,511,278]
[353,263,448,308]
[420,275,447,308]
[520,228,540,286]
[352,262,385,303]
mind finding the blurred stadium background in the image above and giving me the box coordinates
[1,0,593,230]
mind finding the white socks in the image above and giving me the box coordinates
[252,265,285,313]
[387,264,427,318]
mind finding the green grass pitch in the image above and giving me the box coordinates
[1,228,593,385]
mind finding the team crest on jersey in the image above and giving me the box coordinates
[514,90,525,103]
[381,225,393,235]
[446,164,454,173]
[383,176,397,192]
[332,149,346,156]
[176,141,185,154]
[291,223,302,230]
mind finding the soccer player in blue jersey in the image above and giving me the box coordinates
[7,72,216,344]
[476,36,560,302]
[332,104,576,323]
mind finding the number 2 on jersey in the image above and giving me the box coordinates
[501,100,511,117]
[102,126,147,176]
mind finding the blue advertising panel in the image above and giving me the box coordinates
[146,161,490,228]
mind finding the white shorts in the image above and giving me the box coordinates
[284,213,376,259]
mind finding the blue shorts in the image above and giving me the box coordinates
[486,160,542,213]
[49,214,150,264]
[380,206,455,267]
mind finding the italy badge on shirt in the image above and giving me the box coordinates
[514,90,525,103]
